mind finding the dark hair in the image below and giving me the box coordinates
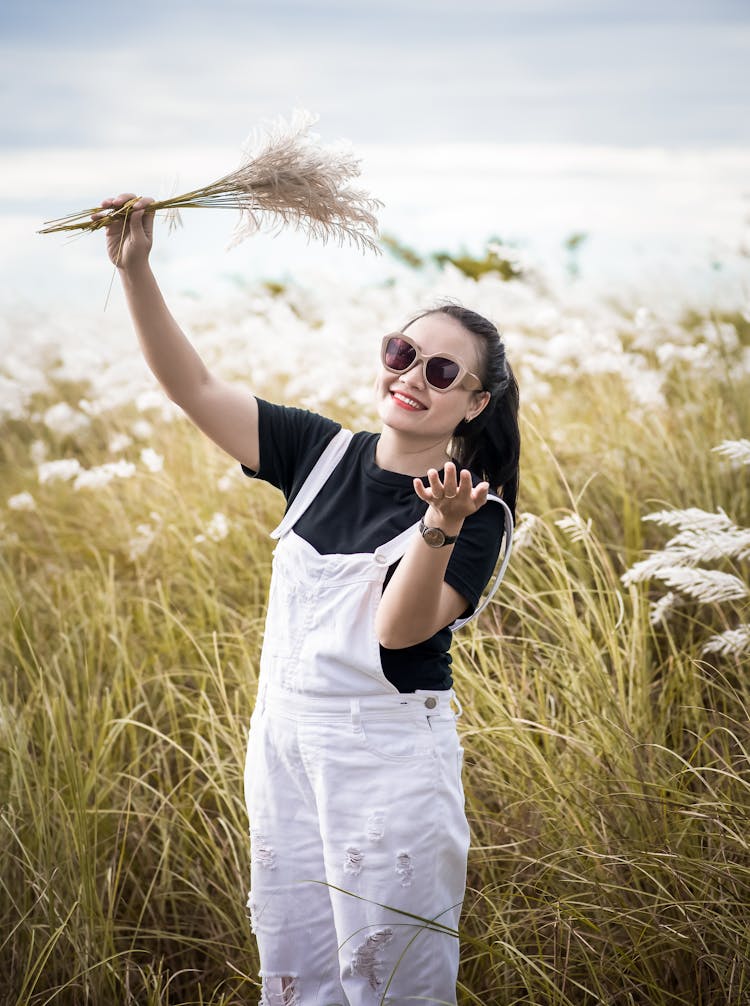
[404,303,520,520]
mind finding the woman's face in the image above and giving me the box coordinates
[376,312,489,441]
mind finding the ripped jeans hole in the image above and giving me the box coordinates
[251,831,277,871]
[349,928,394,991]
[366,810,386,842]
[395,850,414,887]
[343,845,364,876]
[260,975,299,1006]
[245,891,258,933]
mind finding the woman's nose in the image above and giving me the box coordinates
[399,363,426,388]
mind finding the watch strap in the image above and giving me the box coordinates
[419,517,459,547]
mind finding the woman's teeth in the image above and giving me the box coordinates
[392,392,425,410]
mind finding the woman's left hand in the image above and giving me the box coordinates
[414,462,489,525]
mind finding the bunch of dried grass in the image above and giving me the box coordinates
[38,110,383,254]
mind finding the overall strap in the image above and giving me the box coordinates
[450,493,514,632]
[373,520,422,566]
[270,428,354,540]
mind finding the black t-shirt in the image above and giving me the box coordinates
[242,398,504,692]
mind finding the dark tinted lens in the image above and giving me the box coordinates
[425,357,460,389]
[384,337,416,371]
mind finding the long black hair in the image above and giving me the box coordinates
[405,303,520,520]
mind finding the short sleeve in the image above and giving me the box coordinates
[241,398,341,504]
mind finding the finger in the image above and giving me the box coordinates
[126,207,143,239]
[136,197,156,239]
[120,196,151,238]
[471,481,490,507]
[413,477,430,502]
[140,211,154,242]
[442,462,458,498]
[93,196,117,221]
[96,193,139,227]
[426,468,444,499]
[93,209,121,227]
[455,468,473,497]
[112,192,138,207]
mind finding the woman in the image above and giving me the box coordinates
[99,194,520,1006]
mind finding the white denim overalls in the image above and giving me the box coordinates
[244,430,513,1006]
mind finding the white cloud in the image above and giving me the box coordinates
[2,9,750,148]
[2,0,749,311]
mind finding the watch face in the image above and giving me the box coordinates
[422,525,446,547]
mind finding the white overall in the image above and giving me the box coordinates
[244,430,513,1006]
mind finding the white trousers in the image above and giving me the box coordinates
[244,686,471,1006]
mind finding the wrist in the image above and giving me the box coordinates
[119,259,153,283]
[424,506,464,538]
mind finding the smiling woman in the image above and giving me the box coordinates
[96,191,519,1003]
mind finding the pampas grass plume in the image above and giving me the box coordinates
[38,110,383,255]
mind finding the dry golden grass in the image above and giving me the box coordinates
[1,298,749,1004]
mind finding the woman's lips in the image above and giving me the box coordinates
[391,390,427,411]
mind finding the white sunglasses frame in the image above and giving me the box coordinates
[380,333,484,393]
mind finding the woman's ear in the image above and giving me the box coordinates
[465,390,491,423]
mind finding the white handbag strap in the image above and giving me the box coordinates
[449,494,514,632]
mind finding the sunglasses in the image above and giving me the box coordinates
[380,334,484,393]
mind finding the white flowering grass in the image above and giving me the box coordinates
[713,438,750,467]
[648,589,682,626]
[140,447,164,473]
[509,511,542,551]
[127,521,157,561]
[554,512,593,542]
[108,432,132,453]
[702,624,750,657]
[37,458,82,483]
[195,512,230,544]
[648,565,747,604]
[42,401,90,436]
[642,506,735,532]
[73,459,137,490]
[7,491,36,511]
[132,418,153,440]
[621,475,749,655]
[3,249,746,442]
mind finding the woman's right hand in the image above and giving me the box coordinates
[94,193,155,270]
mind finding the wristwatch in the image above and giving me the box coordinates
[419,517,459,548]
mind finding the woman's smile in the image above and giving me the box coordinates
[390,389,427,411]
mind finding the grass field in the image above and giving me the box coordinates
[2,258,749,1004]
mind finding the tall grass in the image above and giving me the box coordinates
[1,289,749,1004]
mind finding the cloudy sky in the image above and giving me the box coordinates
[3,0,749,149]
[2,0,749,309]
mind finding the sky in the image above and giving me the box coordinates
[3,0,750,149]
[2,0,749,310]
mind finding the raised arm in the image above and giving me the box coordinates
[100,194,260,472]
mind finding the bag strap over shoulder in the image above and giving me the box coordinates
[449,494,514,632]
